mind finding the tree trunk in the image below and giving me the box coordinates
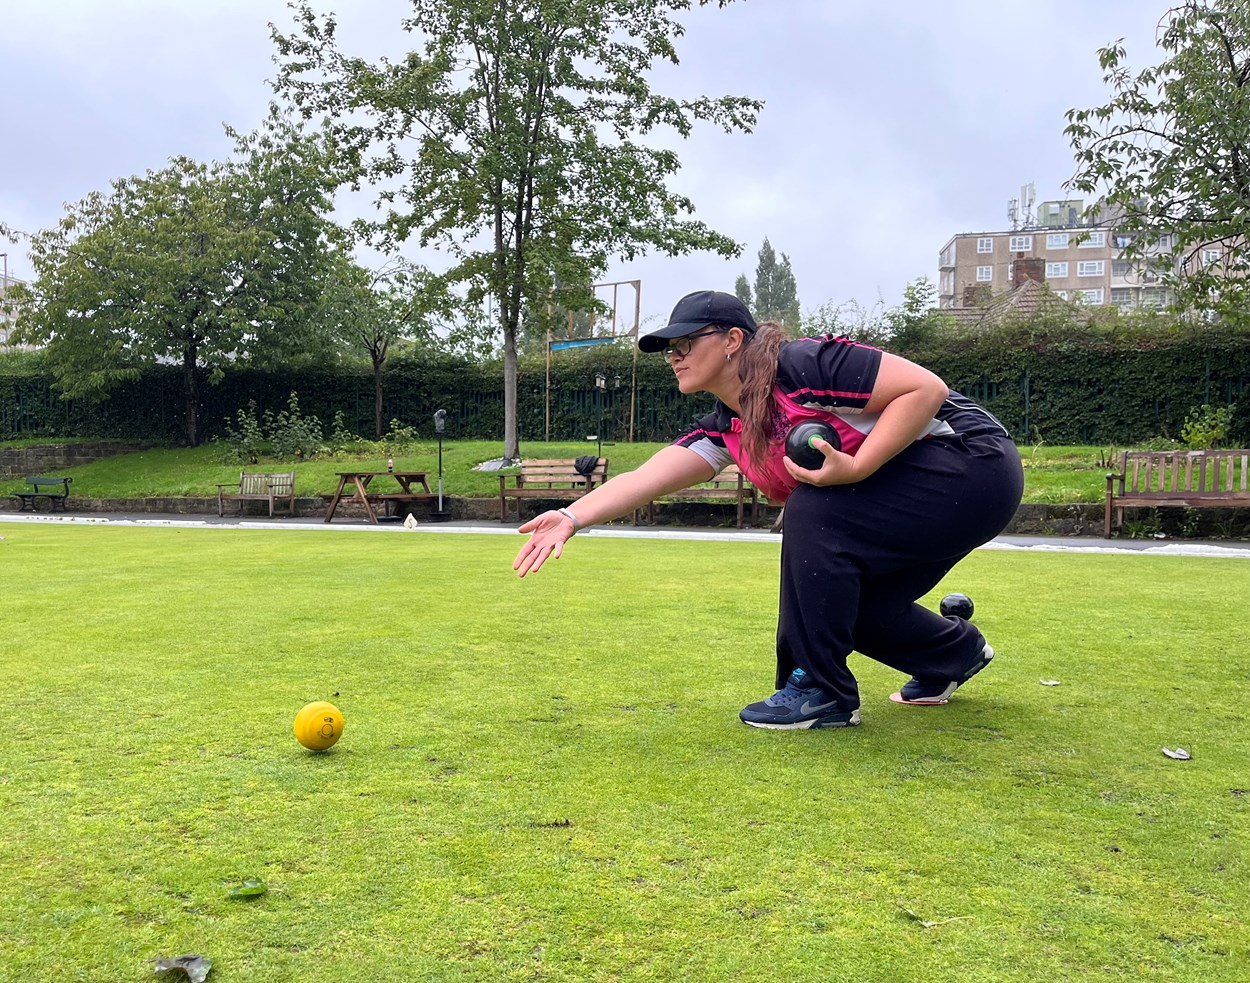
[373,355,385,438]
[502,320,519,463]
[182,347,200,447]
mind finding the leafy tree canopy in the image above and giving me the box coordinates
[271,0,761,459]
[14,112,344,445]
[314,256,467,436]
[1065,0,1250,324]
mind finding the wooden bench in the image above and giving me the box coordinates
[12,475,72,512]
[498,458,608,522]
[1105,449,1250,537]
[634,464,759,529]
[217,471,297,517]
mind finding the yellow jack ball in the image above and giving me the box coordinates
[294,701,344,751]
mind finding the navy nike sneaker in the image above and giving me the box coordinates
[739,667,861,730]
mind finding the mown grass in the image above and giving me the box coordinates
[0,441,1114,504]
[1,523,1246,981]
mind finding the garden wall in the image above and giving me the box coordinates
[0,441,147,479]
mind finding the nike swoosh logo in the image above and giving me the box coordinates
[799,700,841,715]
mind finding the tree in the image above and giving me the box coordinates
[1065,1,1250,322]
[739,238,800,331]
[733,273,753,309]
[316,257,453,437]
[14,114,343,445]
[884,276,944,349]
[272,0,760,462]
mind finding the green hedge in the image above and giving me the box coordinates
[3,325,1249,446]
[908,321,1250,445]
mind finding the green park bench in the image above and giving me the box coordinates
[12,475,73,512]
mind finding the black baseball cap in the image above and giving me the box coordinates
[638,290,758,353]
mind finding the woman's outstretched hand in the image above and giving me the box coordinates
[513,509,576,578]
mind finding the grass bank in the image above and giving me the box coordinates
[0,441,1113,504]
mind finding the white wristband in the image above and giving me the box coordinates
[556,507,581,532]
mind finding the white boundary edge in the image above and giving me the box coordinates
[2,513,1249,558]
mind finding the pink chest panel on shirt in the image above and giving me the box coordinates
[725,391,867,503]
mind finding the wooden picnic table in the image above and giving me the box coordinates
[323,471,434,524]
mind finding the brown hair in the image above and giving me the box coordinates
[737,321,786,469]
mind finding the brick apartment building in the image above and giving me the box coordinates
[938,198,1178,312]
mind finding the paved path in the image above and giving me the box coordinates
[3,510,1249,558]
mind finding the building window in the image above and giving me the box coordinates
[1203,248,1221,265]
[939,246,953,266]
[1112,260,1132,277]
[1079,231,1106,248]
[1008,235,1032,251]
[976,266,992,282]
[1111,288,1134,305]
[1114,233,1137,249]
[1077,260,1105,277]
[1046,262,1068,278]
[977,237,993,253]
[1046,233,1069,249]
[1054,290,1069,300]
[1141,288,1166,309]
[1080,288,1104,304]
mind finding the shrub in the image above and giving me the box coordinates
[217,402,265,463]
[1180,404,1234,450]
[215,392,326,462]
[266,392,326,460]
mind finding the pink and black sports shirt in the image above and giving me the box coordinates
[674,335,1011,502]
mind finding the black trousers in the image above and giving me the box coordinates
[775,433,1024,710]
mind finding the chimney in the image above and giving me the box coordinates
[1012,256,1045,289]
[962,283,992,307]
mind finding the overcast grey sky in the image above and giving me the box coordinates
[1,0,1166,328]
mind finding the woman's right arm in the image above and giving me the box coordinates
[512,445,716,577]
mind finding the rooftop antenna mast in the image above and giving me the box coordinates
[1007,196,1019,231]
[1020,182,1036,229]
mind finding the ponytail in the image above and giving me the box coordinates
[737,321,785,469]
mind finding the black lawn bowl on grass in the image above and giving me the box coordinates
[940,592,975,619]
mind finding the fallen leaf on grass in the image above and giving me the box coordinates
[1162,747,1192,760]
[227,878,268,898]
[1039,679,1061,686]
[149,954,212,982]
[898,907,973,929]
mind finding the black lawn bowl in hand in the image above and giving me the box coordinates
[784,421,841,470]
[940,593,974,619]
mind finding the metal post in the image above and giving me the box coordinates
[1022,367,1030,442]
[594,371,606,459]
[432,409,450,520]
[631,280,641,441]
[437,433,444,511]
